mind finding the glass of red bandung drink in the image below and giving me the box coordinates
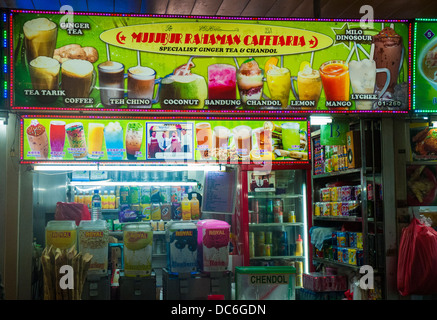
[207,64,237,100]
[49,120,66,159]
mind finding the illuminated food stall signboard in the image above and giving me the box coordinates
[413,20,437,113]
[21,116,309,164]
[10,10,409,114]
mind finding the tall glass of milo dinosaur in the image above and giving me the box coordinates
[23,17,58,64]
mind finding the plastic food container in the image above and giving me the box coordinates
[166,221,198,274]
[45,220,77,250]
[78,220,109,275]
[197,219,230,272]
[123,222,153,277]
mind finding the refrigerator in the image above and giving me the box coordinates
[235,164,312,281]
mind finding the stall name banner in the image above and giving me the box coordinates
[21,117,309,163]
[413,20,437,113]
[99,22,332,56]
[10,11,409,113]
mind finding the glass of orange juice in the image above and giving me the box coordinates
[87,123,105,159]
[319,60,350,102]
[196,122,213,159]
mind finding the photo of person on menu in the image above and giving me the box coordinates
[160,131,171,152]
[169,130,181,153]
[249,173,275,192]
[148,128,161,158]
[181,128,191,153]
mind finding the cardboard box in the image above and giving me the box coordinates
[346,130,380,169]
[346,131,361,169]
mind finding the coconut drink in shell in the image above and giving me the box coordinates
[159,61,207,109]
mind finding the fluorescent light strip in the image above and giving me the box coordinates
[310,116,332,126]
[302,183,309,274]
[34,165,98,171]
[33,164,223,172]
[70,181,198,187]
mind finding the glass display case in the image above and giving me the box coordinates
[236,167,311,288]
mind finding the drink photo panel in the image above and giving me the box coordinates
[146,122,194,161]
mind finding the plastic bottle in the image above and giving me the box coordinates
[181,194,191,220]
[102,190,109,209]
[190,193,200,220]
[74,190,79,203]
[109,190,116,209]
[85,192,92,209]
[289,211,296,223]
[92,189,102,220]
[295,234,303,256]
[78,192,84,204]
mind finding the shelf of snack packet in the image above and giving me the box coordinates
[311,120,385,281]
[311,230,365,271]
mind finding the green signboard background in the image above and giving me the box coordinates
[21,117,308,163]
[12,11,409,113]
[413,21,437,112]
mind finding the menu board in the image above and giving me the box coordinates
[413,21,437,112]
[10,10,409,113]
[21,116,309,163]
[202,170,237,214]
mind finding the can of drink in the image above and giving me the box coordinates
[267,199,273,214]
[267,211,274,223]
[249,232,255,258]
[257,243,265,256]
[265,244,272,256]
[256,231,265,245]
[273,199,282,213]
[265,231,273,244]
[251,211,259,224]
[274,211,283,223]
[252,199,259,213]
[278,231,288,256]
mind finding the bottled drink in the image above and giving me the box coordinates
[190,193,200,220]
[85,192,92,209]
[92,189,102,220]
[78,192,84,204]
[102,190,109,209]
[295,234,303,256]
[109,190,116,209]
[181,194,191,220]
